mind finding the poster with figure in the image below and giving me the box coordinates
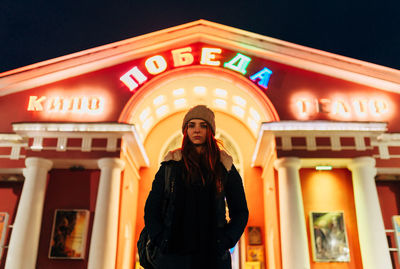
[0,212,9,261]
[49,209,89,259]
[248,226,262,245]
[310,211,350,262]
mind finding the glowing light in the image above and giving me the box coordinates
[34,96,104,114]
[120,66,148,91]
[215,88,227,98]
[156,105,169,118]
[332,100,351,117]
[250,67,273,89]
[232,106,245,118]
[153,95,166,106]
[353,99,368,117]
[315,165,333,171]
[139,107,151,122]
[296,98,312,118]
[194,86,206,95]
[223,53,251,75]
[142,117,154,131]
[27,96,46,111]
[173,88,185,96]
[200,48,222,66]
[57,137,67,151]
[174,98,187,108]
[317,99,331,113]
[47,97,64,112]
[249,107,260,122]
[88,97,104,114]
[145,55,167,75]
[71,97,82,112]
[294,96,390,120]
[119,47,275,92]
[248,117,258,132]
[171,47,194,67]
[370,99,389,115]
[233,96,246,107]
[214,99,227,109]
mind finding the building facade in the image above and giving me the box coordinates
[0,20,400,269]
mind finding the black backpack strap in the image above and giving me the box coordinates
[164,164,172,194]
[159,164,176,251]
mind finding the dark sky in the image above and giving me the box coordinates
[1,0,399,73]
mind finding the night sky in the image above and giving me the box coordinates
[1,0,399,73]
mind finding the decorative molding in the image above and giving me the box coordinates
[0,123,149,170]
[260,121,387,132]
[251,121,400,167]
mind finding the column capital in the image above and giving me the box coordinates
[274,157,301,170]
[24,157,53,171]
[97,158,125,171]
[347,156,376,172]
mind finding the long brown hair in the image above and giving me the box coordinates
[181,124,223,193]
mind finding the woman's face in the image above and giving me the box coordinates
[187,119,207,145]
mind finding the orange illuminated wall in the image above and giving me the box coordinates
[116,156,140,269]
[300,168,362,269]
[376,181,400,269]
[263,167,282,269]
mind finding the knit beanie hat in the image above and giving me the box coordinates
[182,105,216,134]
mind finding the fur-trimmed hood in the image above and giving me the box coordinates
[163,149,233,171]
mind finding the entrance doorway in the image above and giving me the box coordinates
[118,65,279,269]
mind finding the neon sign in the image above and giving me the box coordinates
[295,97,389,119]
[27,96,104,114]
[120,47,273,92]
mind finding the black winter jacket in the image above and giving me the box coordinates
[144,149,249,268]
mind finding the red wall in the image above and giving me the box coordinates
[36,169,99,269]
[300,168,363,269]
[0,181,23,268]
[377,181,400,269]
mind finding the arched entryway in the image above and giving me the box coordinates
[117,65,279,269]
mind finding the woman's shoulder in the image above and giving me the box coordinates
[163,148,182,163]
[219,150,233,172]
[160,149,183,171]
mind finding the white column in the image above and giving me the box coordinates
[5,157,53,269]
[347,157,392,269]
[274,157,310,269]
[88,158,125,269]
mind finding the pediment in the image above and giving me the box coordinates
[1,19,399,97]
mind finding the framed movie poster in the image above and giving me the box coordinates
[49,209,89,259]
[310,211,350,262]
[0,212,9,261]
[248,226,262,245]
[247,245,264,269]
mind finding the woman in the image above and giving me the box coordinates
[144,105,249,269]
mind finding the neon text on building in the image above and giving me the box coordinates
[27,96,104,114]
[120,47,273,92]
[295,97,389,119]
